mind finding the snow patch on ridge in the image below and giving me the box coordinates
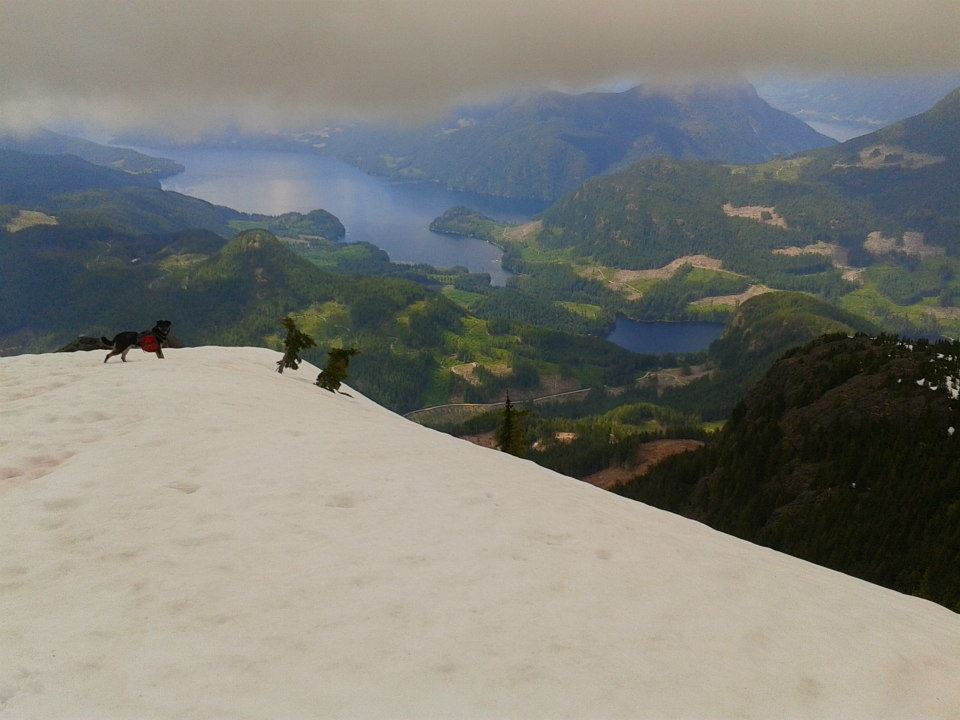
[2,347,960,719]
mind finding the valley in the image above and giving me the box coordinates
[149,146,543,284]
[6,88,960,482]
[2,81,960,618]
[431,88,960,343]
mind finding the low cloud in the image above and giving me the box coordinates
[2,0,959,133]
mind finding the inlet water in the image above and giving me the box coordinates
[140,147,543,285]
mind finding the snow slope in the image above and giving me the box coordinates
[2,347,960,719]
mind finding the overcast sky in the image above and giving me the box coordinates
[2,0,960,134]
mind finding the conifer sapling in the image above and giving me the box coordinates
[316,347,360,392]
[276,316,316,373]
[496,394,527,457]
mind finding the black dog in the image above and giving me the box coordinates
[102,320,172,363]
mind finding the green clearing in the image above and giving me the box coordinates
[703,420,726,434]
[445,317,515,365]
[839,285,959,336]
[614,276,660,297]
[729,156,813,183]
[263,302,353,350]
[558,301,603,319]
[633,265,752,320]
[297,241,379,269]
[5,209,58,233]
[442,286,485,310]
[158,253,208,272]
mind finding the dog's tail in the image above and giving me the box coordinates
[101,336,113,347]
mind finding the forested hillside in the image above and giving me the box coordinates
[657,292,878,420]
[538,158,853,284]
[0,148,667,414]
[511,85,960,337]
[618,333,960,611]
[2,222,658,412]
[0,150,344,238]
[0,149,160,205]
[424,292,878,487]
[0,128,184,177]
[541,85,960,258]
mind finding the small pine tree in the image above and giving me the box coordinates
[316,347,360,392]
[276,316,316,373]
[495,394,526,457]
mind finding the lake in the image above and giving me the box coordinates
[606,317,724,354]
[141,147,544,285]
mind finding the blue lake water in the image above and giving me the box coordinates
[606,317,724,354]
[139,147,544,285]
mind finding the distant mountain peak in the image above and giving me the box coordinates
[317,81,833,201]
[629,79,760,102]
[926,84,960,120]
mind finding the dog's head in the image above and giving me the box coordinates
[154,320,172,338]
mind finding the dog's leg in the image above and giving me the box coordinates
[156,348,165,359]
[104,349,119,363]
[121,347,131,362]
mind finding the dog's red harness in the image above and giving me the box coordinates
[138,334,160,353]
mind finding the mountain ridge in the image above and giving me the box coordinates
[0,128,183,178]
[618,333,960,610]
[495,83,960,337]
[317,81,833,200]
[754,74,960,138]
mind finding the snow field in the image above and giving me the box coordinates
[2,347,960,719]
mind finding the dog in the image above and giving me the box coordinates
[102,320,172,363]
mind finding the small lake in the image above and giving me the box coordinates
[138,147,544,285]
[606,317,724,354]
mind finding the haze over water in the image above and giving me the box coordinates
[144,147,544,285]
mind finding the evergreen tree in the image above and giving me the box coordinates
[316,347,360,393]
[496,394,526,457]
[276,316,316,374]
